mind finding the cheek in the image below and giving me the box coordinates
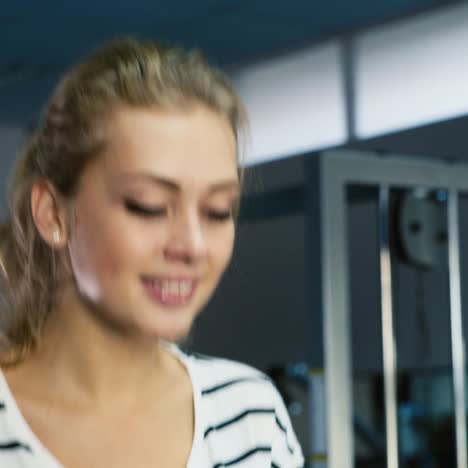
[210,226,235,273]
[68,222,116,289]
[69,212,162,286]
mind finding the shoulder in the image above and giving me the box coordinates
[180,349,305,466]
[180,349,275,400]
[178,348,293,436]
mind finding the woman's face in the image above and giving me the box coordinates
[66,105,238,342]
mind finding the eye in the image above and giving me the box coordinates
[124,199,166,218]
[206,209,233,222]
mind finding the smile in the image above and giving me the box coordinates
[141,277,197,306]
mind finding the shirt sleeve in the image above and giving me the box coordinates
[270,383,305,468]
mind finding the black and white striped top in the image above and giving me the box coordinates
[0,345,305,467]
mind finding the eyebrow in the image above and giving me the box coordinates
[118,173,239,194]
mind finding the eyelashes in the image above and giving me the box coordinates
[124,199,232,222]
[205,210,232,222]
[124,200,166,217]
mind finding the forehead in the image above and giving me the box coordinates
[99,105,238,189]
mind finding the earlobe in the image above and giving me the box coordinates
[30,182,67,248]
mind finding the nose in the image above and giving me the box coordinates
[164,210,208,264]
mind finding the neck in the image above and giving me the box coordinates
[13,284,179,410]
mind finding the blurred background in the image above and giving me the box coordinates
[2,1,468,467]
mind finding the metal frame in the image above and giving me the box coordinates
[319,149,468,468]
[379,186,399,468]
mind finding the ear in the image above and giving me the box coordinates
[30,181,68,248]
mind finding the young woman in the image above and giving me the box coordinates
[0,38,304,467]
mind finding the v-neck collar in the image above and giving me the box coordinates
[0,344,202,468]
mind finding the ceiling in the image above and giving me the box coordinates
[0,0,456,125]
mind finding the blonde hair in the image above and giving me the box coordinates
[0,37,248,366]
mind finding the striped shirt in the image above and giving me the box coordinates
[0,344,305,467]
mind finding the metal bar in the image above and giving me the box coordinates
[321,162,353,468]
[323,150,457,189]
[379,185,399,468]
[447,189,468,468]
[304,157,327,467]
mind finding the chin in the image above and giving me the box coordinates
[142,314,195,343]
[154,328,191,345]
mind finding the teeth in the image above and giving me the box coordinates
[157,279,192,297]
[180,281,190,295]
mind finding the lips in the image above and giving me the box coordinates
[141,276,197,306]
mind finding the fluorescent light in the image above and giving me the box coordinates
[233,42,347,166]
[355,3,468,139]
